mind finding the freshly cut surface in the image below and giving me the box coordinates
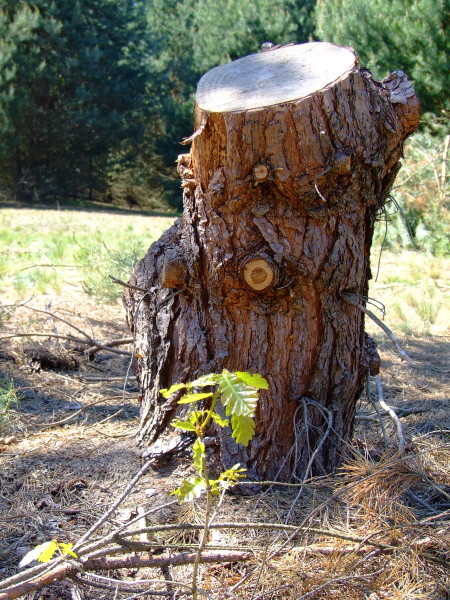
[196,42,357,112]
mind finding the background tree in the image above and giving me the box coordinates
[315,0,449,122]
[146,0,316,208]
[0,0,154,202]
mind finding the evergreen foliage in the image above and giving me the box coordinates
[146,0,316,207]
[0,0,446,222]
[316,0,449,120]
[0,0,154,202]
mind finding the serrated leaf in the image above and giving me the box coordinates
[234,372,269,390]
[160,383,186,398]
[178,392,213,404]
[187,374,219,388]
[19,541,58,567]
[58,542,77,558]
[231,414,255,446]
[210,412,229,427]
[192,439,205,475]
[218,463,247,487]
[170,476,207,503]
[171,419,196,432]
[218,370,257,417]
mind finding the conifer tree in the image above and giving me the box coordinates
[316,0,449,120]
[0,0,153,202]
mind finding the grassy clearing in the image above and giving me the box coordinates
[0,205,448,600]
[373,132,449,256]
[0,206,176,301]
[368,249,450,337]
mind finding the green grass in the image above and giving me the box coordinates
[0,207,176,301]
[368,250,449,337]
[0,377,17,434]
[373,131,449,256]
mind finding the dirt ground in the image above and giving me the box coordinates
[0,254,449,599]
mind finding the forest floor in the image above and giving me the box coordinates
[0,206,449,600]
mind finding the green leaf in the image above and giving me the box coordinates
[234,372,269,390]
[210,412,229,427]
[231,414,255,446]
[171,419,196,432]
[160,383,186,398]
[188,410,208,425]
[218,370,258,417]
[178,392,213,404]
[58,542,77,558]
[187,374,219,388]
[209,479,220,496]
[192,438,205,475]
[218,463,247,487]
[170,476,207,503]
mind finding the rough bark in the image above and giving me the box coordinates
[124,43,419,482]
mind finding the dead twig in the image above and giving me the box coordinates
[15,264,80,273]
[121,522,391,550]
[80,375,136,382]
[342,292,413,364]
[0,551,249,600]
[294,570,382,600]
[33,397,107,430]
[72,574,172,596]
[372,375,406,453]
[253,584,294,600]
[109,275,148,293]
[0,332,133,356]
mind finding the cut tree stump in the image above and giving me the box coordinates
[124,42,419,482]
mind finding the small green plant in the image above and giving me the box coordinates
[0,377,17,434]
[75,237,145,302]
[407,286,441,331]
[161,369,268,599]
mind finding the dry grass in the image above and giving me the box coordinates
[0,206,449,600]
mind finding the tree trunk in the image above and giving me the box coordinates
[124,43,419,482]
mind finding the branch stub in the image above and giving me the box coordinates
[242,258,275,291]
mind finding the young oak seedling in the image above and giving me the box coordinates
[160,369,268,501]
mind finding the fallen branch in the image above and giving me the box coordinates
[120,522,391,550]
[0,551,250,600]
[84,337,133,356]
[342,292,413,364]
[0,332,132,357]
[80,375,136,382]
[356,406,428,422]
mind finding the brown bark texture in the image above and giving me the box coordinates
[124,43,419,482]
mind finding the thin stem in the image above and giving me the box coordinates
[191,389,220,600]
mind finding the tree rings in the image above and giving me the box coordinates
[242,257,276,291]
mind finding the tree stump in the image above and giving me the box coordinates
[124,42,419,481]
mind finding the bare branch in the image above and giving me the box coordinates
[0,552,250,600]
[109,275,148,293]
[342,292,413,364]
[373,375,406,453]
